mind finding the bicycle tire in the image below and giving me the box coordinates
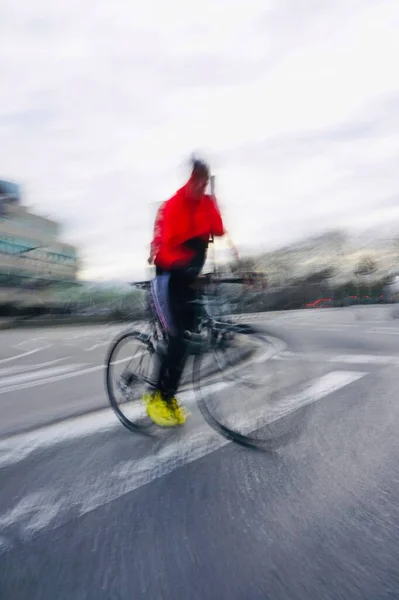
[210,322,286,388]
[105,330,156,433]
[193,324,312,450]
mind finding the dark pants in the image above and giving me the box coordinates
[151,270,197,399]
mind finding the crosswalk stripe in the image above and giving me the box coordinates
[0,371,366,469]
[0,382,227,468]
[0,370,367,544]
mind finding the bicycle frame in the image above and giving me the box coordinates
[132,275,248,357]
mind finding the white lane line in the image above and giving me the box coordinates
[311,327,347,332]
[13,337,47,349]
[71,331,101,340]
[286,325,348,331]
[0,358,70,377]
[0,365,85,388]
[330,354,399,365]
[85,342,109,352]
[0,352,145,394]
[0,344,50,365]
[0,363,102,395]
[365,326,399,331]
[364,329,399,336]
[257,371,366,425]
[0,535,8,550]
[0,353,147,394]
[0,371,367,543]
[272,351,399,365]
[213,372,367,436]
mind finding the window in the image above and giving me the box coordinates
[0,237,33,255]
[0,236,78,269]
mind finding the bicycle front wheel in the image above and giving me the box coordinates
[211,322,285,388]
[105,330,156,432]
[193,324,311,449]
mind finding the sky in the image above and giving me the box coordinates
[0,0,398,281]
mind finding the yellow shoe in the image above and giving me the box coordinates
[170,397,190,425]
[146,391,179,427]
[142,391,153,406]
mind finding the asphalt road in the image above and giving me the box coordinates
[1,307,399,599]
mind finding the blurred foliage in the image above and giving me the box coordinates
[353,256,378,277]
[0,284,149,320]
[1,228,397,322]
[0,270,392,320]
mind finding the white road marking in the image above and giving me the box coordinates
[0,353,148,395]
[0,535,10,551]
[307,327,348,332]
[0,344,50,365]
[0,382,226,468]
[71,331,102,340]
[0,365,85,389]
[272,351,399,365]
[364,329,399,336]
[0,358,69,377]
[85,342,109,352]
[0,363,102,395]
[0,371,367,544]
[366,326,399,331]
[331,354,399,365]
[0,371,365,469]
[258,371,366,424]
[13,336,47,348]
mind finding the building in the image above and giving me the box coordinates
[0,180,79,310]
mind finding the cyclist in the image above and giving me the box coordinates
[145,158,225,426]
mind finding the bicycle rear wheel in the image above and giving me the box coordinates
[105,330,156,432]
[193,324,312,449]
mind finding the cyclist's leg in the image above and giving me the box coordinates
[150,271,188,394]
[158,271,196,399]
[146,272,181,426]
[150,272,177,338]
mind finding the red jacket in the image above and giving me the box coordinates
[152,182,224,270]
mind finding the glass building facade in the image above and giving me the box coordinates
[0,180,79,306]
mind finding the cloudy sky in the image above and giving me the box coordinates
[0,0,398,281]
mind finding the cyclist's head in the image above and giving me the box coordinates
[188,158,210,199]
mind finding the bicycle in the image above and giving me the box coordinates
[105,273,310,449]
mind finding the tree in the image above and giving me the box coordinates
[353,256,377,300]
[304,266,337,285]
[353,256,377,277]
